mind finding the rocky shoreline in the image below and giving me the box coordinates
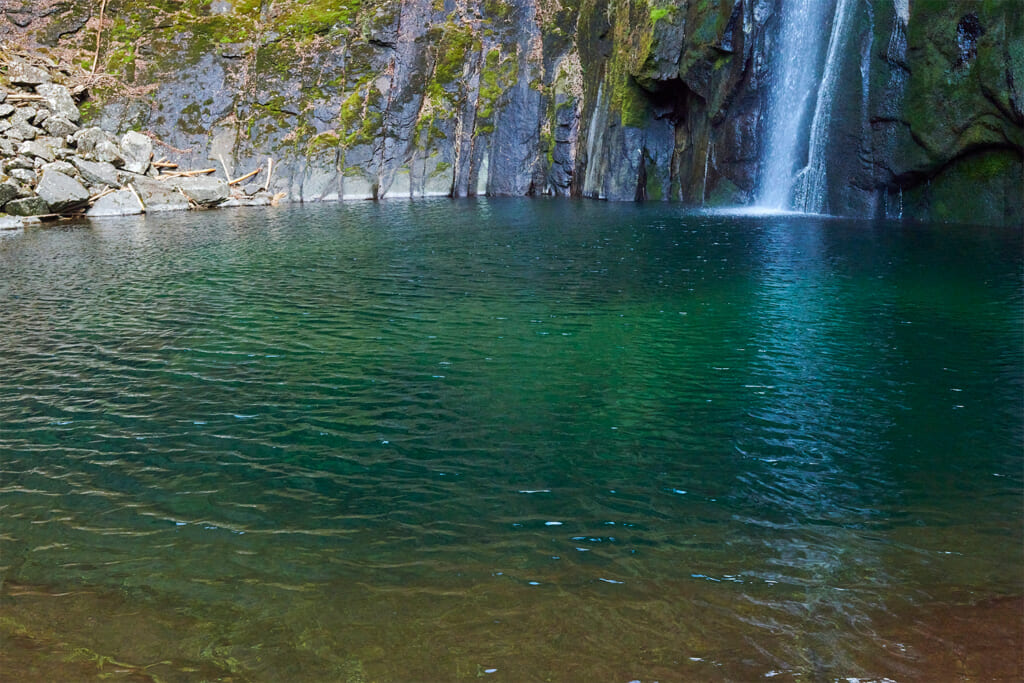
[0,48,280,230]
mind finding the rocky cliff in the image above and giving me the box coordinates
[1,0,1021,226]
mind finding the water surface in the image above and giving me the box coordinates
[1,200,1021,681]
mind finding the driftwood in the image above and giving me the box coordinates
[228,167,262,186]
[126,183,146,212]
[264,157,274,192]
[4,93,44,102]
[152,161,178,169]
[89,187,117,203]
[157,168,216,179]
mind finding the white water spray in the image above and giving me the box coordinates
[757,0,854,213]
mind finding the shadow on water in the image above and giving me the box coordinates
[1,200,1021,680]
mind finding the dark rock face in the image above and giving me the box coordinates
[1,0,1021,225]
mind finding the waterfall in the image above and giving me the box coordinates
[757,0,853,213]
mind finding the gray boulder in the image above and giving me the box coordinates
[6,121,39,141]
[72,127,117,155]
[36,170,89,212]
[0,214,27,230]
[0,103,14,118]
[170,176,229,206]
[40,160,78,177]
[129,176,190,212]
[19,138,60,162]
[10,106,36,125]
[4,156,34,171]
[73,158,119,188]
[8,168,37,185]
[93,140,125,167]
[0,179,21,207]
[42,114,79,137]
[5,196,49,216]
[87,189,144,217]
[35,83,79,122]
[7,61,50,86]
[120,131,152,174]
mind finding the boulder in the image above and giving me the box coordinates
[73,158,119,188]
[42,114,79,137]
[10,107,36,125]
[87,189,144,217]
[4,196,49,216]
[72,127,117,155]
[8,168,37,185]
[35,170,89,212]
[0,214,28,230]
[0,103,14,118]
[93,140,126,167]
[6,121,39,141]
[129,176,190,212]
[18,138,61,162]
[6,61,50,86]
[120,131,152,174]
[40,160,78,177]
[0,179,20,207]
[170,176,229,206]
[4,156,35,171]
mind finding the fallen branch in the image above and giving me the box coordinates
[88,187,117,203]
[228,167,262,186]
[177,188,199,208]
[91,0,107,78]
[152,161,178,169]
[5,93,45,102]
[218,154,231,182]
[157,168,216,179]
[126,183,146,212]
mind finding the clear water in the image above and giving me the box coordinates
[1,200,1021,681]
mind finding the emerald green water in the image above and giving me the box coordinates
[1,200,1021,681]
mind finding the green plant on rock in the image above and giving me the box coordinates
[476,48,516,134]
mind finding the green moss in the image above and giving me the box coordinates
[476,48,516,134]
[433,23,479,85]
[644,157,663,200]
[610,70,649,128]
[649,6,671,22]
[482,0,515,21]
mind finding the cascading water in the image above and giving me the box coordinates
[757,0,854,213]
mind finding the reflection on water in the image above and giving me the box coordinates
[0,201,1021,681]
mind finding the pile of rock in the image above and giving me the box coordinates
[1,50,277,229]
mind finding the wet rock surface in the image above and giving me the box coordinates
[0,0,1021,226]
